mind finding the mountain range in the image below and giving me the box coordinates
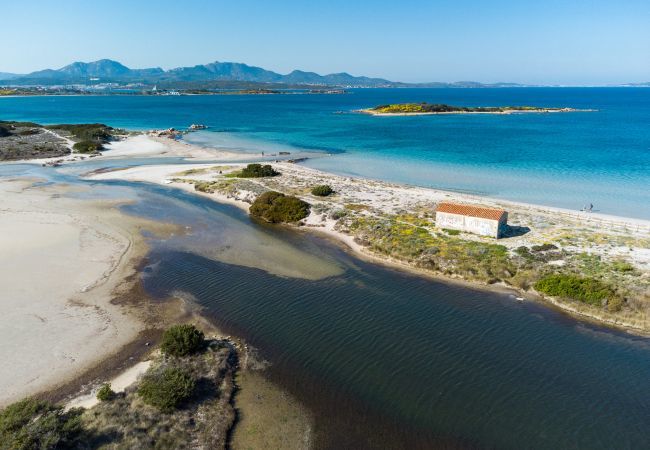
[0,59,395,87]
[0,59,525,88]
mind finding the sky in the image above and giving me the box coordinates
[2,0,649,85]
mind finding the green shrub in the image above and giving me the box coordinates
[231,163,279,178]
[96,383,115,402]
[250,191,310,223]
[607,296,624,312]
[18,128,40,136]
[442,228,460,236]
[138,367,195,412]
[0,398,83,449]
[311,184,334,196]
[330,209,347,220]
[612,260,635,273]
[534,274,615,306]
[161,324,205,357]
[73,140,103,154]
[531,243,558,252]
[47,123,113,142]
[514,246,532,257]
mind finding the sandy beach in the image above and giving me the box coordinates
[0,178,167,407]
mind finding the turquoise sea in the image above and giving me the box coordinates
[1,87,649,218]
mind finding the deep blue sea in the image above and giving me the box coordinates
[1,88,649,218]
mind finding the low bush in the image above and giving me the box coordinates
[442,228,460,236]
[531,243,558,252]
[161,324,205,357]
[250,191,310,223]
[607,296,624,312]
[73,140,103,154]
[96,383,115,402]
[0,398,83,449]
[17,128,41,136]
[311,184,334,196]
[0,125,11,137]
[138,367,196,412]
[612,260,635,273]
[231,163,279,178]
[47,123,113,142]
[330,209,347,220]
[534,274,615,306]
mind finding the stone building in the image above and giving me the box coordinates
[435,202,508,238]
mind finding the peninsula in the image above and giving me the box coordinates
[361,102,584,115]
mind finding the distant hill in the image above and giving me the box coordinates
[5,59,395,87]
[3,58,531,88]
[17,59,164,84]
[0,72,19,81]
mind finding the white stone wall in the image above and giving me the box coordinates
[436,212,502,238]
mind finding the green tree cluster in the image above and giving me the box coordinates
[235,163,280,178]
[161,324,205,357]
[137,367,196,412]
[250,191,310,223]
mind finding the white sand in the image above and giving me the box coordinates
[65,360,152,410]
[0,179,149,407]
[102,134,264,160]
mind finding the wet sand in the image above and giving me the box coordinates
[0,179,164,407]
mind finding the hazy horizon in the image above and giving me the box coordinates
[3,0,649,85]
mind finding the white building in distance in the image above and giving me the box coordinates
[436,202,508,238]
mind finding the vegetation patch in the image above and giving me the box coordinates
[228,163,280,178]
[347,215,514,283]
[46,123,114,143]
[311,184,334,196]
[138,366,196,412]
[250,191,310,223]
[96,383,115,402]
[531,243,558,252]
[161,324,205,357]
[72,140,103,153]
[0,398,84,449]
[534,274,616,306]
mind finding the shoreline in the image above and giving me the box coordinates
[85,135,650,335]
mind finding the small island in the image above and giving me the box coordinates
[360,102,584,116]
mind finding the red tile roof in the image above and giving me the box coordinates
[436,202,506,221]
